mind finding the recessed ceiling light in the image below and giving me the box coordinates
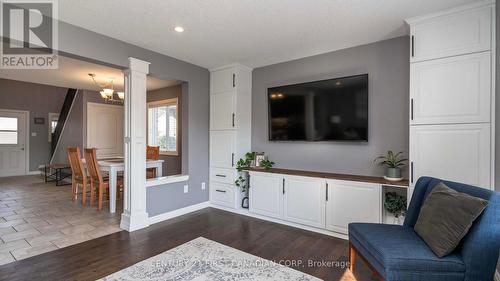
[174,26,184,33]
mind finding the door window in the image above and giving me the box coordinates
[0,117,18,144]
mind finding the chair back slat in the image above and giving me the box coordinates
[84,148,103,183]
[146,146,160,160]
[67,147,85,179]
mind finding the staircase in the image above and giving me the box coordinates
[51,88,78,156]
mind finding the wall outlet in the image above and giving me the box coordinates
[184,185,188,193]
[201,182,206,190]
[31,132,37,137]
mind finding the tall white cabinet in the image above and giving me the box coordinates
[406,1,496,191]
[209,64,252,209]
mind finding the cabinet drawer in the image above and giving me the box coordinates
[410,52,491,125]
[210,167,236,184]
[409,5,492,62]
[210,182,236,208]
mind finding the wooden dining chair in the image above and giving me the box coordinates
[146,146,160,179]
[67,147,89,204]
[84,148,123,210]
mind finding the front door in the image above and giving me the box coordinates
[0,110,28,177]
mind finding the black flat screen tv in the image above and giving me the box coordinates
[268,74,368,142]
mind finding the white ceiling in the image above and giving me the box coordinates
[59,0,477,69]
[0,56,179,91]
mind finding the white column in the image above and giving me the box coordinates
[120,57,150,231]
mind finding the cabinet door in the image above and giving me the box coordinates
[326,180,381,234]
[410,123,491,188]
[410,52,491,125]
[211,67,235,93]
[410,6,492,62]
[283,176,325,228]
[210,131,235,168]
[249,172,283,219]
[210,92,235,130]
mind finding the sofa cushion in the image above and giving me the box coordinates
[414,182,488,257]
[349,223,465,273]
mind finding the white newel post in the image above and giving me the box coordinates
[120,57,151,231]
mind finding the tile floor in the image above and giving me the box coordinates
[0,175,122,265]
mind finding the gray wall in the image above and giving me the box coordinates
[51,90,115,164]
[47,20,209,216]
[0,78,67,171]
[147,85,183,176]
[252,36,409,177]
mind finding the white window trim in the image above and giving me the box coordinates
[147,98,179,156]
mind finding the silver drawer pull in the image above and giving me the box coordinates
[215,189,226,193]
[215,174,227,178]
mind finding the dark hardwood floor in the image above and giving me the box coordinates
[0,208,375,281]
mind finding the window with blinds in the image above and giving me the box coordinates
[147,98,178,155]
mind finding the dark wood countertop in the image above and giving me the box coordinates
[244,167,409,187]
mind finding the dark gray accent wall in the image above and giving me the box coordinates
[252,36,409,177]
[147,85,183,176]
[49,20,209,216]
[0,78,67,171]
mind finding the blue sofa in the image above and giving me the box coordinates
[348,177,500,281]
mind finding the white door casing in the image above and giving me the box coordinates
[86,103,124,158]
[0,110,29,177]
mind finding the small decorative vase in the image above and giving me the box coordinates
[386,167,402,179]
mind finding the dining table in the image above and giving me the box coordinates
[82,157,164,213]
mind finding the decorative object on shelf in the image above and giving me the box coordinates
[88,73,124,104]
[374,150,407,181]
[254,152,266,167]
[34,117,45,124]
[384,191,407,225]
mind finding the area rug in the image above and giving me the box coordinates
[98,237,321,281]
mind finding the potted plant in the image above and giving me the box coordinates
[384,192,407,225]
[235,152,275,208]
[373,150,407,181]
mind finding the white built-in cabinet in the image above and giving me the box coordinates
[209,64,252,209]
[325,180,381,234]
[406,1,495,190]
[249,171,382,234]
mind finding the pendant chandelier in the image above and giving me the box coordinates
[88,73,124,104]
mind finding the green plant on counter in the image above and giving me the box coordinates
[259,159,275,170]
[235,152,256,193]
[373,150,407,168]
[384,192,407,218]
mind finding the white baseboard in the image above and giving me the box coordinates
[495,269,500,281]
[27,171,41,175]
[148,201,210,225]
[209,203,348,240]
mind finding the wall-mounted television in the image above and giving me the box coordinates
[268,74,368,142]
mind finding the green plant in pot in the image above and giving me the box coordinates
[235,152,275,208]
[384,192,407,224]
[374,150,407,181]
